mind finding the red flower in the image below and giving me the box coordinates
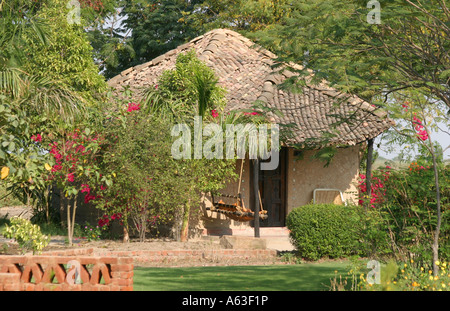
[98,215,110,227]
[243,111,261,116]
[31,134,42,142]
[211,109,219,118]
[67,173,75,182]
[127,102,141,112]
[84,194,96,204]
[81,184,90,194]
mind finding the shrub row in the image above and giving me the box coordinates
[286,204,386,261]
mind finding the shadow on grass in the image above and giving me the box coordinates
[133,262,350,291]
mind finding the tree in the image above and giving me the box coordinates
[22,0,108,105]
[143,50,238,241]
[257,0,449,108]
[87,0,293,78]
[187,0,291,34]
[0,0,88,217]
[0,1,111,240]
[47,126,109,246]
[118,0,204,70]
[257,0,449,275]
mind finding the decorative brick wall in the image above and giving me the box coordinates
[0,254,133,291]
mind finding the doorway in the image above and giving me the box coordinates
[250,148,287,227]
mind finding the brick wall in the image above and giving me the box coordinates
[0,254,133,291]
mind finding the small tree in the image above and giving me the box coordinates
[48,126,109,246]
[388,94,448,275]
[94,98,185,242]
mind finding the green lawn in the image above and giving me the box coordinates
[133,261,350,291]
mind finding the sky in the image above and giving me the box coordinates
[375,126,450,161]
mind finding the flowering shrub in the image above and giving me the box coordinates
[357,161,450,262]
[357,166,391,207]
[46,127,111,245]
[80,222,103,242]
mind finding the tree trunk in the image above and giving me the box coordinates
[365,138,374,209]
[67,201,72,246]
[71,196,77,245]
[66,195,78,247]
[180,201,191,242]
[429,143,442,276]
[123,224,130,243]
[64,196,72,246]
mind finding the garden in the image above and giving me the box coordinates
[0,0,449,292]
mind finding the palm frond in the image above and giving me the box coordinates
[17,76,87,124]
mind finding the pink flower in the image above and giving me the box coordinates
[243,111,261,116]
[211,109,219,118]
[51,164,62,172]
[81,184,90,194]
[84,194,96,204]
[127,102,141,112]
[402,102,409,111]
[31,134,42,142]
[412,115,428,141]
[67,173,75,182]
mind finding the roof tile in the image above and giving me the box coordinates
[108,29,393,146]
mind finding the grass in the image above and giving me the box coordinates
[133,261,351,291]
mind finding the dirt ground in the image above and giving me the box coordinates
[0,206,290,265]
[0,237,223,254]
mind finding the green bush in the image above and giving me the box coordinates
[286,204,364,260]
[2,217,50,254]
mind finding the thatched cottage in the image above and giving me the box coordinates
[108,29,392,238]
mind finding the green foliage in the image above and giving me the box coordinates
[80,222,103,242]
[145,50,226,121]
[89,0,292,78]
[96,102,183,240]
[258,0,449,107]
[370,163,450,262]
[187,0,291,33]
[22,0,107,105]
[286,204,364,261]
[2,216,50,254]
[116,0,204,74]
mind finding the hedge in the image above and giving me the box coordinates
[286,204,364,260]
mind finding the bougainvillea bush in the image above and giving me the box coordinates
[92,98,187,242]
[357,161,450,262]
[46,125,112,245]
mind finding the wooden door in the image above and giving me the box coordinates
[250,148,286,227]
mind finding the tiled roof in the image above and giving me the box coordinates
[108,29,393,146]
